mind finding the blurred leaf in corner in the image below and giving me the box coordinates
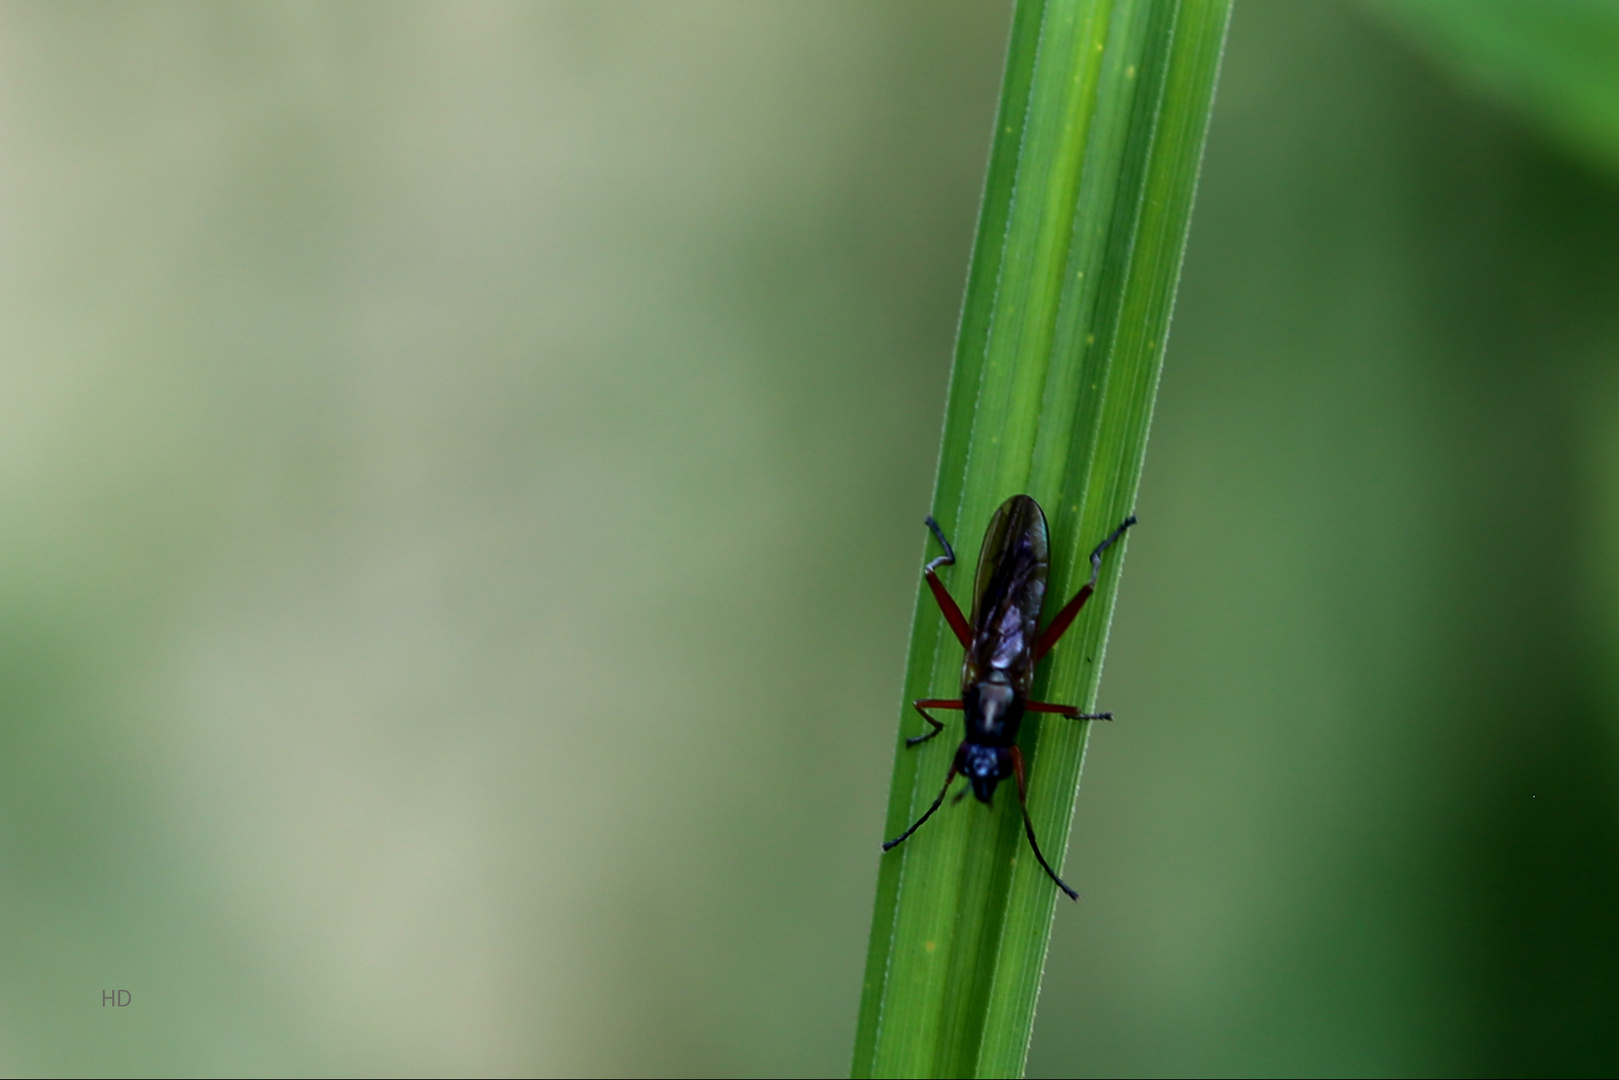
[1366,0,1619,174]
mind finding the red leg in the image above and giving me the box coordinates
[1010,746,1078,901]
[1034,515,1136,661]
[1032,583,1093,661]
[908,699,963,747]
[923,515,974,649]
[882,763,959,852]
[1024,700,1112,722]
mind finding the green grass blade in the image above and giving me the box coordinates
[851,2,1230,1077]
[1365,0,1619,176]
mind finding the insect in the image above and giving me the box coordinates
[882,494,1136,900]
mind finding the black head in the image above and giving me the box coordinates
[958,742,1011,805]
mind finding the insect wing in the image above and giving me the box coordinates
[967,495,1049,685]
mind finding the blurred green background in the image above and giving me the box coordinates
[3,1,1618,1076]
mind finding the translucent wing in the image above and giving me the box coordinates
[965,495,1049,692]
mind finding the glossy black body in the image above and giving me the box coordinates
[958,495,1048,802]
[882,494,1136,900]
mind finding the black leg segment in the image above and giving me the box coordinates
[882,762,960,851]
[906,699,962,747]
[1034,514,1137,661]
[921,515,974,649]
[1010,746,1079,900]
[1024,700,1113,721]
[923,515,956,575]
